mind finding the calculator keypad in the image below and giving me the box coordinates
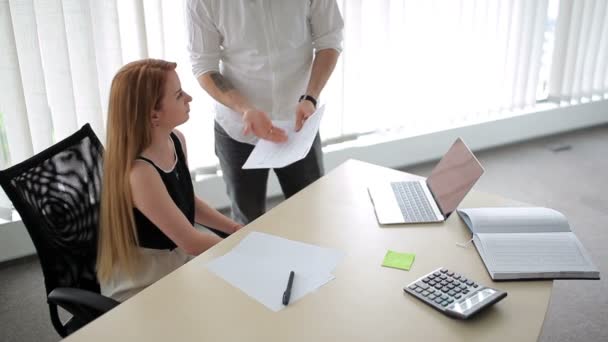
[404,267,507,319]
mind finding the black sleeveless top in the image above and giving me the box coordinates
[133,133,194,250]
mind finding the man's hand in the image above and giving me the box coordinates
[295,100,316,131]
[242,108,287,142]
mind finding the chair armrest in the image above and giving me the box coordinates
[48,287,120,324]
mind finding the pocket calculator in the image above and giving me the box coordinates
[403,267,507,319]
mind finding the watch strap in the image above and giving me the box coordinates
[298,94,317,108]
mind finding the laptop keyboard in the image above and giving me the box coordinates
[390,181,437,222]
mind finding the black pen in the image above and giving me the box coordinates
[282,271,295,306]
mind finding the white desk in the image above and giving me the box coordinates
[65,159,552,341]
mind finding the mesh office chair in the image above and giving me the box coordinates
[0,124,119,337]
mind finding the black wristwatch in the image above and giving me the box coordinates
[298,94,317,108]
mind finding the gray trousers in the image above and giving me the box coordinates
[214,122,324,225]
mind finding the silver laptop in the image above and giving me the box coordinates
[368,138,484,224]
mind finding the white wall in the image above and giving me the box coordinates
[1,100,607,263]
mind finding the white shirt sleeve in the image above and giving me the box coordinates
[310,0,344,53]
[185,0,221,79]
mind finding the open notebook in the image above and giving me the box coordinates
[457,207,600,280]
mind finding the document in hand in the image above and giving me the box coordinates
[458,207,600,280]
[242,105,325,169]
[206,231,344,311]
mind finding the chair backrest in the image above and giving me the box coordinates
[0,124,103,334]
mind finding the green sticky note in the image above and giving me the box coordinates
[382,250,415,271]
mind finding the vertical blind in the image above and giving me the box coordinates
[549,0,608,102]
[1,0,607,175]
[324,0,552,141]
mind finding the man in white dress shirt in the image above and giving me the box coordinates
[186,0,344,224]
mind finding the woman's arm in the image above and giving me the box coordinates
[130,162,222,256]
[172,130,243,234]
[194,197,242,234]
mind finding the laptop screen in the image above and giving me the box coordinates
[426,138,484,216]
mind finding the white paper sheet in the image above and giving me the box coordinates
[206,231,344,312]
[242,105,325,169]
[231,230,344,274]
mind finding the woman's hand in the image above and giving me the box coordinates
[231,223,244,233]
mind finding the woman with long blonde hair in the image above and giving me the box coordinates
[97,59,242,301]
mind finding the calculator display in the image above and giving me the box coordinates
[451,288,496,314]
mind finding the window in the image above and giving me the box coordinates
[1,0,606,176]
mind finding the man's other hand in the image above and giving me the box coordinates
[295,100,315,132]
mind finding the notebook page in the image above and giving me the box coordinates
[476,232,597,274]
[458,207,570,234]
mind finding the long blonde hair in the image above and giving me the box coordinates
[97,59,177,282]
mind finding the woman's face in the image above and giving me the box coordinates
[156,70,192,128]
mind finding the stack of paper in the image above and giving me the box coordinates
[206,231,344,311]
